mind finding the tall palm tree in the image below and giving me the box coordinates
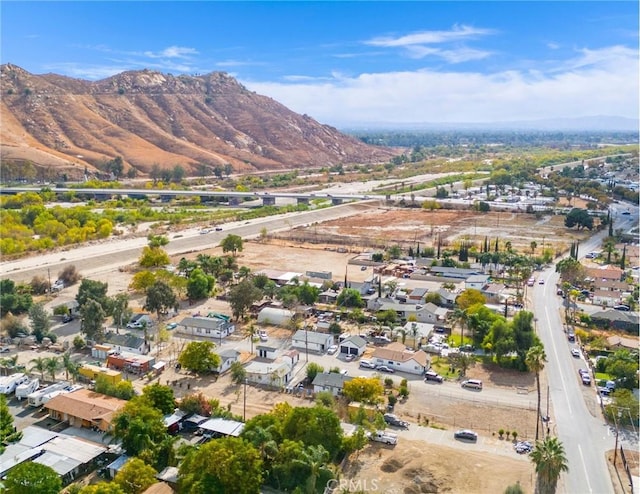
[29,357,47,381]
[451,308,468,347]
[293,444,331,494]
[61,352,79,382]
[530,436,569,494]
[44,356,61,382]
[526,345,547,440]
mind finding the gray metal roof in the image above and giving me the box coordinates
[312,372,353,388]
[293,329,333,345]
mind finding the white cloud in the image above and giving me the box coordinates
[143,46,198,59]
[242,45,639,126]
[366,25,495,47]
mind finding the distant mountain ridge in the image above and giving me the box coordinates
[343,115,639,132]
[0,64,395,176]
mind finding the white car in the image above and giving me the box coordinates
[571,348,581,358]
[327,345,338,355]
[258,330,268,342]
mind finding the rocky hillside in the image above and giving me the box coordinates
[0,64,395,177]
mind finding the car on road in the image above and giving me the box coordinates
[62,314,74,323]
[359,360,376,369]
[214,226,223,231]
[424,370,444,383]
[327,345,338,355]
[538,278,545,284]
[578,368,589,377]
[199,229,211,234]
[166,322,178,330]
[0,347,10,353]
[622,211,631,215]
[556,288,564,296]
[360,266,367,271]
[376,365,395,373]
[581,374,591,386]
[567,332,575,342]
[571,348,581,358]
[461,379,483,390]
[613,305,630,311]
[383,413,409,429]
[454,429,478,441]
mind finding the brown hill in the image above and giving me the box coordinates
[0,64,395,178]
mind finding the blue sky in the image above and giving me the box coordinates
[2,1,638,127]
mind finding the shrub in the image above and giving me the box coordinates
[73,335,85,350]
[498,428,505,438]
[58,265,81,285]
[384,377,394,388]
[512,431,518,441]
[387,395,397,407]
[398,386,409,398]
[30,276,50,295]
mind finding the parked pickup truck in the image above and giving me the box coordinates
[368,430,398,445]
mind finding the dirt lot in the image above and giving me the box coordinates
[342,440,534,494]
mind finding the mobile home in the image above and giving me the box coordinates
[15,378,39,400]
[0,373,28,394]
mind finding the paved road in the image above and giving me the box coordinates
[0,202,370,283]
[531,201,638,494]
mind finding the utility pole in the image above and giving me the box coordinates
[243,378,247,421]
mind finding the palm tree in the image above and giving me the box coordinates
[29,357,47,381]
[61,352,79,382]
[530,241,538,256]
[293,444,331,494]
[526,345,547,441]
[451,308,468,347]
[44,356,61,382]
[530,436,569,494]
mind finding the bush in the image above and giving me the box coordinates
[384,377,394,388]
[398,386,409,398]
[73,335,85,350]
[387,395,397,407]
[53,305,69,316]
[30,276,50,295]
[44,332,57,343]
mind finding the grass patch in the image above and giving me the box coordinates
[595,372,612,381]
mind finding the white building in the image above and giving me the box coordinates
[371,342,429,375]
[178,315,235,340]
[339,335,367,357]
[257,307,294,326]
[215,349,240,374]
[245,360,292,388]
[292,330,334,353]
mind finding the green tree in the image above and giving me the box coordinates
[60,353,78,381]
[178,437,262,494]
[186,268,215,301]
[29,356,47,380]
[113,397,168,457]
[336,288,364,308]
[4,462,62,494]
[76,279,109,311]
[564,208,593,230]
[305,362,324,382]
[28,302,50,343]
[293,444,333,494]
[114,458,158,494]
[604,350,639,389]
[220,234,244,256]
[604,389,640,425]
[147,234,169,248]
[44,356,61,381]
[530,436,569,494]
[144,280,178,319]
[282,406,343,459]
[526,345,547,440]
[0,279,32,316]
[79,298,106,342]
[111,293,132,333]
[142,383,176,415]
[228,278,263,320]
[555,257,585,286]
[178,341,221,374]
[230,361,247,384]
[0,394,22,453]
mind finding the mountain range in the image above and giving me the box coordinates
[0,64,395,177]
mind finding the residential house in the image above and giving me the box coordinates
[106,352,156,374]
[245,360,292,388]
[399,321,434,347]
[102,331,150,355]
[198,417,245,438]
[178,315,235,340]
[407,287,428,304]
[436,288,458,308]
[339,335,367,357]
[256,345,278,360]
[591,279,630,307]
[428,267,481,279]
[292,330,334,353]
[44,388,127,431]
[590,310,639,332]
[215,349,240,374]
[368,299,448,324]
[465,274,490,291]
[481,283,505,304]
[371,342,430,375]
[312,372,353,396]
[586,266,624,283]
[606,335,639,351]
[257,307,294,326]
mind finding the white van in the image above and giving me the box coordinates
[461,379,483,390]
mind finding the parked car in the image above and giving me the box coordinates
[126,321,144,329]
[344,354,356,362]
[578,368,589,377]
[62,314,74,323]
[214,226,223,231]
[454,429,478,441]
[571,348,581,358]
[514,441,533,454]
[376,365,395,373]
[613,305,630,311]
[327,345,338,355]
[0,347,10,353]
[360,266,367,271]
[424,370,444,383]
[567,333,576,342]
[581,374,591,386]
[258,330,268,342]
[359,360,376,369]
[166,322,178,330]
[538,278,545,285]
[383,413,409,429]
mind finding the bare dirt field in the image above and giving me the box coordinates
[342,439,534,494]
